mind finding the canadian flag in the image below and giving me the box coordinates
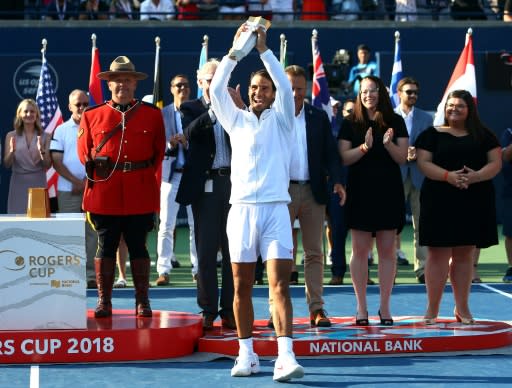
[433,28,476,126]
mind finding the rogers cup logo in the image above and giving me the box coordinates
[13,59,59,99]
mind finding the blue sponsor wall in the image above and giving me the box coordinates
[0,21,510,217]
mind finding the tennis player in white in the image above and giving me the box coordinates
[210,23,304,382]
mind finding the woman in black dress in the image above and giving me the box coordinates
[415,90,501,325]
[338,76,408,326]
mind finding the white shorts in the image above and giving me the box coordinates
[227,203,293,263]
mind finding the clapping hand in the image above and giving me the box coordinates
[383,128,394,145]
[36,135,45,154]
[172,134,187,147]
[364,128,373,149]
[9,135,16,153]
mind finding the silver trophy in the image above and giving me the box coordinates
[229,16,272,61]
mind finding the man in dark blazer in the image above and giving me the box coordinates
[395,77,433,283]
[176,59,235,330]
[268,65,346,327]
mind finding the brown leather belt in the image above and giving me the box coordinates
[208,167,231,176]
[114,160,153,172]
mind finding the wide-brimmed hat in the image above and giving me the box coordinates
[97,56,148,80]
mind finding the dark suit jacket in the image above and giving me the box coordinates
[303,103,343,205]
[175,97,231,205]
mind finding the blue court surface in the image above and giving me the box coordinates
[2,283,512,387]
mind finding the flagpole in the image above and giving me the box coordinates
[280,33,287,67]
[91,33,97,50]
[311,29,318,55]
[41,38,47,61]
[197,35,209,98]
[466,27,472,44]
[154,35,160,85]
[152,36,163,108]
[202,34,209,60]
[389,30,402,108]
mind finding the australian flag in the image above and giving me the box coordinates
[311,31,332,120]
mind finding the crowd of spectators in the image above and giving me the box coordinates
[0,0,509,21]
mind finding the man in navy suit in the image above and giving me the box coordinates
[271,65,345,327]
[395,77,433,283]
[176,59,235,330]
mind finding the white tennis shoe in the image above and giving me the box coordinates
[273,351,304,382]
[230,353,260,377]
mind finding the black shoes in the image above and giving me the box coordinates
[355,311,369,326]
[378,310,393,326]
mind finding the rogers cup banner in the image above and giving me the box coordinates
[0,215,86,330]
[433,29,476,126]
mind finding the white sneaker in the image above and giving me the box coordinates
[231,353,260,377]
[273,352,304,382]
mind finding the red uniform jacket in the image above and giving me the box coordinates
[77,100,165,215]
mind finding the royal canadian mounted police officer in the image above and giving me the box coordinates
[77,56,165,318]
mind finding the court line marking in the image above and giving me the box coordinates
[30,365,39,388]
[480,283,512,300]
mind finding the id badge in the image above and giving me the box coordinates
[204,179,213,193]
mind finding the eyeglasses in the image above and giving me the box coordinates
[74,103,89,108]
[446,103,467,110]
[402,90,418,96]
[360,88,379,95]
[173,83,189,89]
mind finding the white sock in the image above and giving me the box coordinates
[277,336,293,356]
[238,337,254,357]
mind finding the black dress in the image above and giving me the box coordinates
[415,127,499,248]
[338,114,408,233]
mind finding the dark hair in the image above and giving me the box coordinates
[443,89,496,142]
[352,75,394,132]
[397,77,419,92]
[284,65,306,80]
[343,98,355,110]
[170,74,188,86]
[249,69,276,91]
[357,44,370,52]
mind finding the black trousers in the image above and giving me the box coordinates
[88,212,155,259]
[191,175,234,316]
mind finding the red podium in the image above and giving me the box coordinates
[0,310,202,364]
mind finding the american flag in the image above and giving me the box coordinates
[311,30,332,120]
[36,55,63,197]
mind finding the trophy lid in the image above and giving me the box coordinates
[248,16,271,30]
